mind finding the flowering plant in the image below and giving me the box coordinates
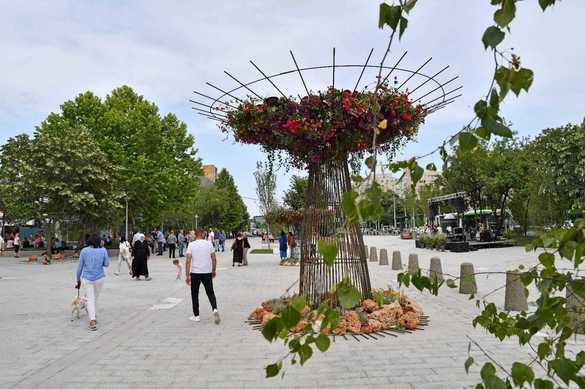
[220,86,426,167]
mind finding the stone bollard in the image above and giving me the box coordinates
[392,251,402,270]
[567,280,585,334]
[459,262,477,294]
[504,271,528,311]
[429,257,444,283]
[408,253,419,275]
[369,247,378,262]
[379,249,389,265]
[363,245,368,258]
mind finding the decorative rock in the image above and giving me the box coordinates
[459,262,477,294]
[429,257,443,282]
[408,254,419,275]
[567,280,585,334]
[391,251,402,270]
[504,271,528,311]
[369,247,378,262]
[379,249,389,265]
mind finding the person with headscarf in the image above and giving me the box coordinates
[242,234,251,266]
[132,234,151,281]
[231,233,244,267]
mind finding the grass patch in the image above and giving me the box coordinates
[250,248,274,254]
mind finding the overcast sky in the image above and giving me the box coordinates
[1,1,584,216]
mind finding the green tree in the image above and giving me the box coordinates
[283,175,308,211]
[254,161,278,216]
[37,86,202,229]
[213,169,249,232]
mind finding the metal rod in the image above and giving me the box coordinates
[189,99,229,115]
[192,90,237,109]
[427,100,456,113]
[353,48,374,93]
[249,60,287,98]
[332,47,336,89]
[408,65,449,95]
[205,82,243,103]
[289,50,310,96]
[380,51,408,85]
[413,76,459,102]
[191,106,227,118]
[397,57,432,90]
[422,86,463,106]
[224,70,263,99]
[196,113,226,123]
[424,93,462,110]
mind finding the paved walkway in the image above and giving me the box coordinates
[0,236,582,388]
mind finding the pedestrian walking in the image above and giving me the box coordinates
[156,229,165,255]
[132,234,151,281]
[178,230,185,257]
[185,229,220,324]
[231,233,244,266]
[75,234,109,331]
[13,232,20,258]
[218,230,226,252]
[278,231,288,262]
[288,231,296,258]
[207,228,215,251]
[242,234,251,266]
[114,237,132,276]
[167,230,177,259]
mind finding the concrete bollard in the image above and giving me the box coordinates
[369,247,378,262]
[392,251,402,270]
[567,280,585,334]
[429,257,444,282]
[459,262,477,294]
[363,245,368,258]
[408,253,419,275]
[379,249,389,265]
[504,271,528,311]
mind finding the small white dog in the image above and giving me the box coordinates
[71,294,88,321]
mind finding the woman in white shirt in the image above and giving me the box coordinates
[114,236,132,276]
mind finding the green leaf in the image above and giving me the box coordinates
[475,126,491,139]
[425,162,437,171]
[262,318,283,342]
[403,0,418,13]
[281,306,301,329]
[533,378,553,389]
[342,191,359,223]
[398,16,408,39]
[538,252,555,269]
[494,0,516,28]
[474,100,488,119]
[318,239,338,266]
[538,0,556,11]
[459,132,478,151]
[446,279,457,288]
[337,280,361,309]
[464,356,474,374]
[265,362,281,378]
[482,26,505,49]
[510,68,534,96]
[298,343,313,365]
[291,295,306,312]
[378,4,402,31]
[410,164,424,187]
[365,156,377,170]
[550,359,578,385]
[315,333,331,352]
[495,66,511,99]
[511,362,534,386]
[537,341,551,360]
[480,362,496,381]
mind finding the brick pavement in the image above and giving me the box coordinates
[1,236,583,388]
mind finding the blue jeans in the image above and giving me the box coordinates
[179,242,184,257]
[157,242,163,255]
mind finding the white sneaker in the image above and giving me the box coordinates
[114,272,119,276]
[213,310,221,325]
[189,315,200,322]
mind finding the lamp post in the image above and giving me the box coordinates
[125,198,129,241]
[195,214,198,230]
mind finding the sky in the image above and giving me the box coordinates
[1,1,584,217]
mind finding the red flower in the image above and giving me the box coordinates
[400,112,412,122]
[283,119,301,134]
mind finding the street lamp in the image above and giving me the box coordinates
[125,198,129,241]
[195,214,199,230]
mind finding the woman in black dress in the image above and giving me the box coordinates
[132,234,152,281]
[231,233,244,267]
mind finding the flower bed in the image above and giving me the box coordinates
[221,86,426,168]
[280,257,300,266]
[249,288,423,335]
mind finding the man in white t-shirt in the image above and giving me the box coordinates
[185,229,220,324]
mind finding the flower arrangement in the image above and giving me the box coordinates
[249,288,423,335]
[221,86,426,168]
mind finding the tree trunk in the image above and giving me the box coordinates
[299,158,371,307]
